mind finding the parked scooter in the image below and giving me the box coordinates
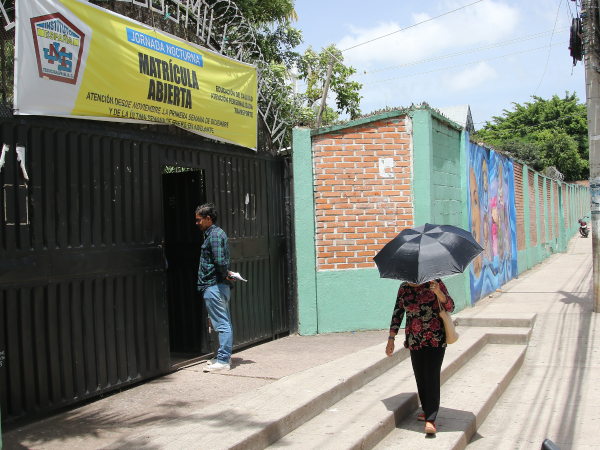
[578,217,590,238]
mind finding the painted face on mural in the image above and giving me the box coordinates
[469,167,482,277]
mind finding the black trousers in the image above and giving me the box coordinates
[410,346,446,422]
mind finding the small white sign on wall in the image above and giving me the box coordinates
[379,158,394,178]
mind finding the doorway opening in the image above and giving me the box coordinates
[162,167,211,367]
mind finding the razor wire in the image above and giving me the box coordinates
[545,165,565,182]
[0,0,304,149]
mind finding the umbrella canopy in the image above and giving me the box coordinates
[373,223,484,284]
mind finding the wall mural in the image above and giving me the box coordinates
[467,142,518,304]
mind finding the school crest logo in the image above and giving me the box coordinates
[30,13,85,85]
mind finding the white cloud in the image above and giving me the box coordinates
[337,1,521,70]
[442,61,497,92]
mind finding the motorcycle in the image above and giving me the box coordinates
[578,217,590,238]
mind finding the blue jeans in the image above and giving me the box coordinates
[203,284,232,364]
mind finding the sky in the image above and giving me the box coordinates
[292,0,586,129]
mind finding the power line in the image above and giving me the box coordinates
[566,0,574,20]
[352,28,569,77]
[363,41,569,85]
[340,0,484,52]
[533,0,564,95]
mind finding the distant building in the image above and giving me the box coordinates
[437,104,475,134]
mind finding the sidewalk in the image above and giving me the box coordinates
[1,331,388,449]
[463,234,596,450]
[1,234,595,450]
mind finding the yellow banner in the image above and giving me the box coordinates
[16,0,258,149]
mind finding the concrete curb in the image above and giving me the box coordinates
[453,312,537,329]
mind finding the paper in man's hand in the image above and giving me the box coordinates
[229,271,247,282]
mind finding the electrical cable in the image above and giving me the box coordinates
[566,0,574,20]
[362,41,569,85]
[340,0,484,52]
[297,31,569,89]
[533,0,564,95]
[352,28,569,77]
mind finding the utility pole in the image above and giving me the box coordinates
[583,0,600,312]
[316,55,334,129]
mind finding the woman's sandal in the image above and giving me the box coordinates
[425,421,437,434]
[418,413,425,421]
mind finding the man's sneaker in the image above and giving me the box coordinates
[207,358,229,365]
[203,362,230,372]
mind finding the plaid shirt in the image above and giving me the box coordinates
[198,224,232,291]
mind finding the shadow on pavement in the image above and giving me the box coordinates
[230,357,256,369]
[1,376,192,450]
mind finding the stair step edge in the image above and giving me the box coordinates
[373,344,527,450]
[267,333,493,450]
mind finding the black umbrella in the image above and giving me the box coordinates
[373,223,483,284]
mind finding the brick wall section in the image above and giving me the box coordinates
[539,178,546,243]
[313,116,413,270]
[432,119,462,226]
[528,171,537,246]
[514,162,526,251]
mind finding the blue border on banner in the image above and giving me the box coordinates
[126,28,203,67]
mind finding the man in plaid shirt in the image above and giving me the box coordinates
[196,203,234,372]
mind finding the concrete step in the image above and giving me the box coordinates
[106,338,410,450]
[266,327,526,450]
[453,312,537,329]
[107,327,530,450]
[373,343,526,450]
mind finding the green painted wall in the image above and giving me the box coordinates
[431,118,462,226]
[315,269,400,333]
[411,111,469,313]
[549,180,557,253]
[517,249,529,275]
[411,109,434,226]
[521,165,532,273]
[292,127,318,335]
[292,107,469,335]
[513,166,588,278]
[292,106,591,335]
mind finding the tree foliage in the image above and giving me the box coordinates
[211,0,362,139]
[298,45,362,121]
[255,23,303,69]
[229,0,297,26]
[212,1,363,130]
[253,24,362,131]
[473,93,588,181]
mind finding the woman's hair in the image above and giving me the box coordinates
[196,203,218,223]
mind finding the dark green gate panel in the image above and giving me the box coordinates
[0,115,293,423]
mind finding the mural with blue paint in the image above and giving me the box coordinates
[466,142,518,304]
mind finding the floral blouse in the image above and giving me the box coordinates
[389,279,455,349]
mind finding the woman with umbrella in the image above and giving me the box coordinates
[374,223,483,435]
[385,279,453,434]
